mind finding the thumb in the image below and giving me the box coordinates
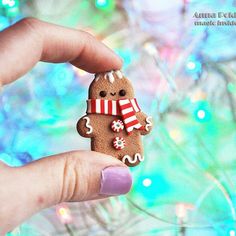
[3,151,132,233]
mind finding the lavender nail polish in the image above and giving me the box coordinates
[100,167,132,196]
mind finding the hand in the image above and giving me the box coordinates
[0,18,132,235]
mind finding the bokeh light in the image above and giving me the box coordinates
[1,0,236,235]
[142,178,152,187]
[95,0,115,11]
[56,205,72,224]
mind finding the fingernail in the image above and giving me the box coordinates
[100,167,132,196]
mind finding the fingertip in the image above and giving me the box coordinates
[74,50,123,73]
[95,38,123,72]
[71,31,123,73]
[112,52,123,69]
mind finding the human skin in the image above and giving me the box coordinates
[0,18,132,235]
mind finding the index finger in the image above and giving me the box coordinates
[0,18,122,85]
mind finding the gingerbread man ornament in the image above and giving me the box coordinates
[77,70,153,167]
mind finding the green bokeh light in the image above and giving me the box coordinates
[6,6,19,17]
[1,0,19,8]
[228,82,236,93]
[0,0,19,17]
[95,0,115,11]
[193,101,212,123]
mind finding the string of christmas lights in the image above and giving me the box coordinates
[1,0,236,235]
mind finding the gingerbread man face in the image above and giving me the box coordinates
[88,71,134,100]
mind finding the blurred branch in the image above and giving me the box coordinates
[206,62,236,123]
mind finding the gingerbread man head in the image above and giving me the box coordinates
[88,70,134,100]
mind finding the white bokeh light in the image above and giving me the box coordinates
[197,109,206,119]
[142,178,152,187]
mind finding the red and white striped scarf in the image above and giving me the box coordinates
[86,98,144,134]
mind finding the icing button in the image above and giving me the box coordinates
[111,119,124,133]
[113,137,126,150]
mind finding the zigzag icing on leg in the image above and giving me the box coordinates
[122,153,144,164]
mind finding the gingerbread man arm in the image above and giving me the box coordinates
[77,114,96,138]
[136,111,153,136]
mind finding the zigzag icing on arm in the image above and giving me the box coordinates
[83,117,93,134]
[145,116,153,131]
